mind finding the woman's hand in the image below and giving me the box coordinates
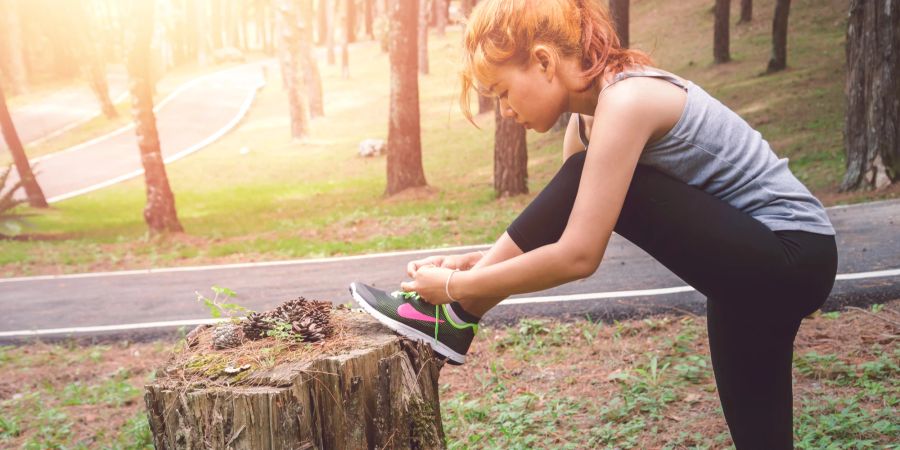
[406,251,483,277]
[400,266,458,305]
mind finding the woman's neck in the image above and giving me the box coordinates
[566,70,618,116]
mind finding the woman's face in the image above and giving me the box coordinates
[489,55,568,133]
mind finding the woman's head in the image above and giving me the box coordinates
[459,0,652,130]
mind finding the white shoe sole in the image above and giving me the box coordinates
[349,282,466,365]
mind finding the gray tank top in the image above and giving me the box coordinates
[577,68,835,235]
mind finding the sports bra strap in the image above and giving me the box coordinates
[600,68,689,94]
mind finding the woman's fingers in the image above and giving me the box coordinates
[407,256,445,277]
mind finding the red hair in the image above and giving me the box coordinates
[460,0,653,124]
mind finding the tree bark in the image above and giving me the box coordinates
[317,0,329,45]
[386,0,427,196]
[840,0,899,191]
[418,0,429,75]
[327,0,336,64]
[364,0,375,38]
[478,93,494,115]
[738,0,752,23]
[76,1,118,118]
[766,0,791,73]
[0,84,47,208]
[127,0,183,234]
[714,0,731,64]
[145,313,446,449]
[434,0,447,36]
[608,0,629,48]
[346,0,357,43]
[461,0,474,18]
[278,0,311,139]
[553,111,572,133]
[0,0,29,95]
[300,0,324,118]
[494,104,528,197]
[342,0,351,78]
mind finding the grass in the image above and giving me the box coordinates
[439,301,899,449]
[2,0,897,278]
[1,301,896,448]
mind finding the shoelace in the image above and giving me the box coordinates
[434,305,440,341]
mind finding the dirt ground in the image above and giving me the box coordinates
[1,300,897,448]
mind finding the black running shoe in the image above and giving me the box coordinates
[349,282,478,365]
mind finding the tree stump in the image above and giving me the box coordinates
[144,311,446,449]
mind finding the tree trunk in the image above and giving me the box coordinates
[386,0,427,196]
[301,0,324,118]
[347,0,357,43]
[327,0,336,64]
[714,0,731,64]
[418,0,429,75]
[278,0,311,139]
[840,0,899,191]
[494,105,528,197]
[608,0,629,48]
[211,0,224,49]
[0,0,29,95]
[342,0,351,78]
[364,0,375,39]
[0,85,47,208]
[317,0,329,45]
[434,0,447,36]
[478,93,493,115]
[196,0,210,64]
[738,0,752,23]
[553,111,572,133]
[127,0,183,234]
[461,0,474,17]
[144,313,446,449]
[766,0,791,73]
[77,1,118,118]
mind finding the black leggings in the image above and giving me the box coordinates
[507,151,838,449]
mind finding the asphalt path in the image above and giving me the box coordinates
[2,66,128,150]
[5,62,268,203]
[1,199,897,343]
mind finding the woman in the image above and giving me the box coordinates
[350,0,837,447]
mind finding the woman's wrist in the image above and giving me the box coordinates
[453,269,479,302]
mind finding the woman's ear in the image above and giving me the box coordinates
[532,45,557,82]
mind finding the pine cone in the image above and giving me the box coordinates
[242,311,274,340]
[243,297,334,343]
[212,323,242,349]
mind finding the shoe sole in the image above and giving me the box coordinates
[349,282,466,365]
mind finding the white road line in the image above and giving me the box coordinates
[46,73,266,204]
[0,244,492,283]
[1,268,897,338]
[3,199,896,283]
[31,62,270,165]
[0,318,226,338]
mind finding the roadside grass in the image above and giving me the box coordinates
[3,0,897,277]
[0,301,896,448]
[440,301,899,449]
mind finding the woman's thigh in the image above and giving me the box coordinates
[507,152,834,308]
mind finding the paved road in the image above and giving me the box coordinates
[2,66,128,150]
[1,199,897,342]
[4,62,268,203]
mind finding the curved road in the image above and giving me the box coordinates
[0,199,897,343]
[5,62,268,203]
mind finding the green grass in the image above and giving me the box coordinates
[3,0,892,277]
[440,305,899,449]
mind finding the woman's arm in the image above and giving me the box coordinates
[402,82,658,304]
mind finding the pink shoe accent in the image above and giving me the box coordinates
[397,303,445,323]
